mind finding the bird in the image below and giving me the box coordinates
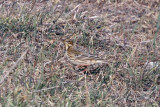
[63,39,108,66]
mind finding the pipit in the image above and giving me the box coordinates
[63,39,108,68]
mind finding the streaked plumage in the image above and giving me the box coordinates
[64,39,108,65]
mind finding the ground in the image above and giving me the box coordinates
[0,0,160,106]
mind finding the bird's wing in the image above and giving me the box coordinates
[68,47,81,56]
[76,54,108,63]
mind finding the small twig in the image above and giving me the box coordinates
[33,86,59,93]
[67,4,81,16]
[0,49,28,85]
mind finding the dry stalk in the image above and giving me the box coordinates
[0,49,28,85]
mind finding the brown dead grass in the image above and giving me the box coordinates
[0,0,160,106]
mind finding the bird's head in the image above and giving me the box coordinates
[63,40,74,50]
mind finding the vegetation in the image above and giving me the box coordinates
[0,0,159,106]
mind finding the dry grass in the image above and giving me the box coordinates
[0,0,160,106]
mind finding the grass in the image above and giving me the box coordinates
[0,0,160,106]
